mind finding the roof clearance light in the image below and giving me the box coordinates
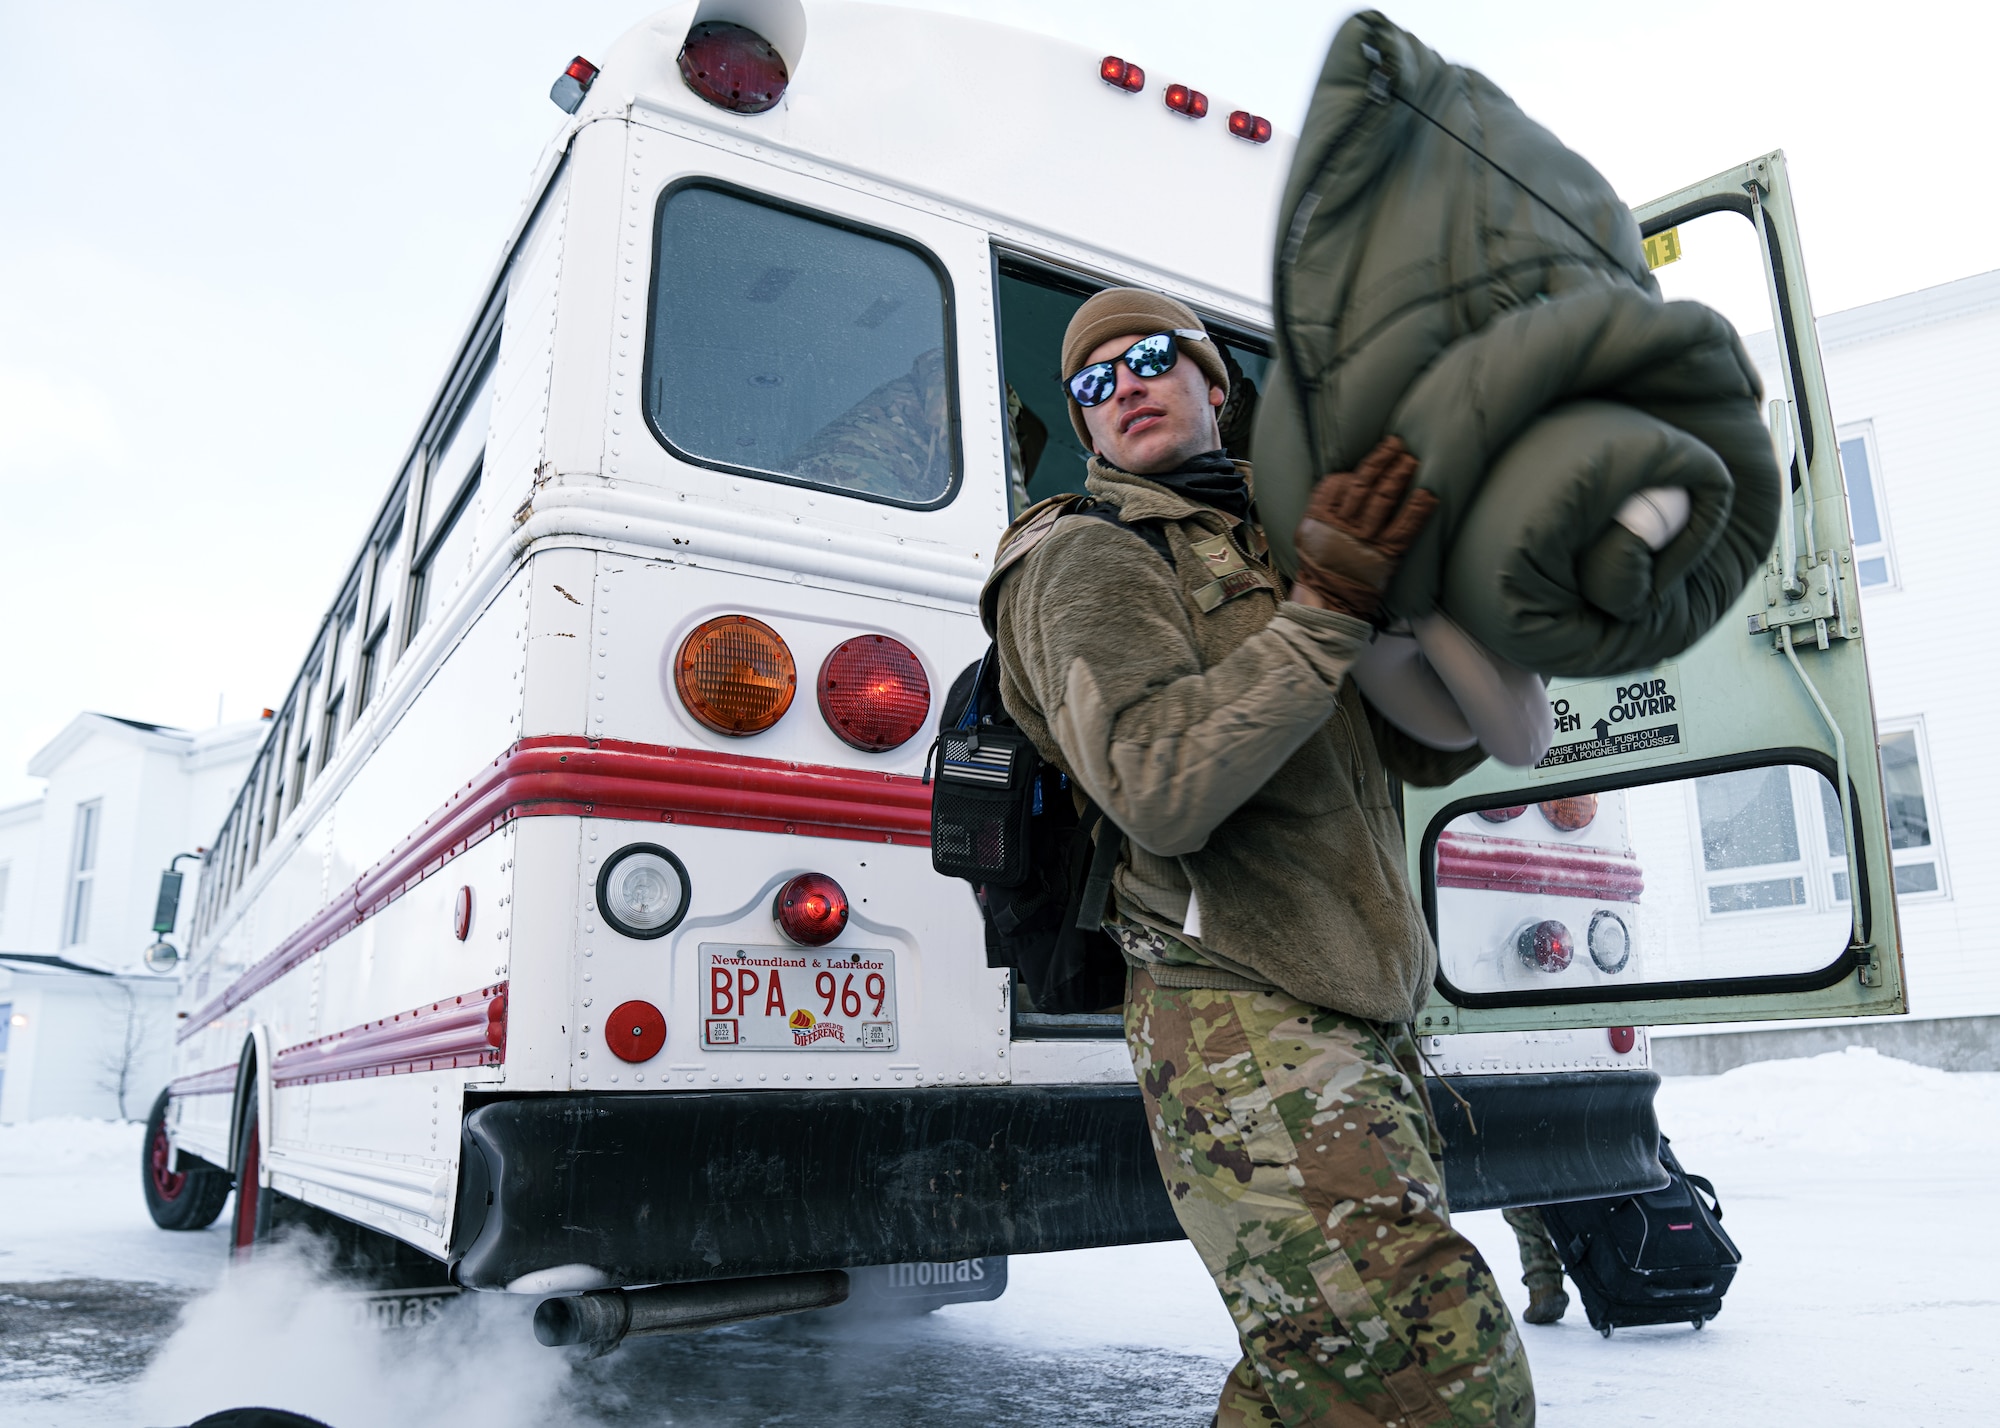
[1515,918,1574,973]
[1100,56,1145,93]
[1164,84,1209,119]
[1539,795,1599,831]
[550,56,599,114]
[1228,111,1274,144]
[679,21,789,114]
[774,872,850,947]
[676,615,798,735]
[818,636,932,753]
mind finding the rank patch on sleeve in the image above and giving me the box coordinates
[1189,532,1270,612]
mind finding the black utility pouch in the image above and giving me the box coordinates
[929,723,1038,887]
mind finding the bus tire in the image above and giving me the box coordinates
[230,1097,274,1258]
[142,1088,231,1231]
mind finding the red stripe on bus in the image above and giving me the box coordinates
[178,737,930,1042]
[272,982,506,1088]
[1435,831,1645,903]
[169,1062,240,1097]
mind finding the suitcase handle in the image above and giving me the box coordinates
[1684,1172,1723,1222]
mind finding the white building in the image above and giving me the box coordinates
[1657,267,2000,1073]
[0,713,260,1120]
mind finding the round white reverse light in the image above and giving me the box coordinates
[1587,909,1632,974]
[596,844,691,940]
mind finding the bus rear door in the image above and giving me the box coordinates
[1409,151,1905,1037]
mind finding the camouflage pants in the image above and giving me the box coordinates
[1500,1208,1563,1286]
[1125,967,1534,1427]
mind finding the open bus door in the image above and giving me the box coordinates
[1408,152,1904,1042]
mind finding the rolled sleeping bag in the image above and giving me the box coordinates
[1439,399,1735,677]
[1351,614,1555,768]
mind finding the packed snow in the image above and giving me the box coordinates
[3,1048,1996,1426]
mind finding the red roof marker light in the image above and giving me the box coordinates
[1229,110,1273,144]
[680,21,789,114]
[1100,56,1145,93]
[550,56,599,114]
[1164,84,1208,119]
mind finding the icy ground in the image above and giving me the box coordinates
[3,1048,1996,1427]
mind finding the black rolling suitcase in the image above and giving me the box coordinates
[1539,1136,1741,1337]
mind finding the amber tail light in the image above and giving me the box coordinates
[676,615,797,735]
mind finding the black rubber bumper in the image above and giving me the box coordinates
[452,1072,1663,1290]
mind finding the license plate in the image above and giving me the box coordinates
[701,944,898,1051]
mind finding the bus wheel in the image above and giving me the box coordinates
[141,1088,230,1231]
[230,1099,274,1259]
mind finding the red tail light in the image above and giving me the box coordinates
[1540,795,1599,831]
[1164,84,1208,118]
[818,636,931,752]
[485,991,508,1051]
[679,21,788,114]
[1100,56,1145,93]
[1515,919,1574,973]
[774,873,849,947]
[605,999,666,1063]
[1228,110,1273,143]
[1477,806,1527,823]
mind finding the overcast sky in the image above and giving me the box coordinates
[3,0,1993,808]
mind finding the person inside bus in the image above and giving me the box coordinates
[988,287,1533,1427]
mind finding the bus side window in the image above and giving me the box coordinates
[993,257,1269,507]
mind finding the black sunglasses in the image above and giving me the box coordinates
[1064,328,1210,408]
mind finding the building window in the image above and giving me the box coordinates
[646,182,960,508]
[0,861,10,935]
[63,800,102,946]
[1690,765,1848,917]
[1876,723,1946,898]
[1836,423,1896,589]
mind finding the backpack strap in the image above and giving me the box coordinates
[978,492,1177,635]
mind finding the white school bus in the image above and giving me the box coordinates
[138,1,1901,1346]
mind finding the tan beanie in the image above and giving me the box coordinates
[1060,288,1228,447]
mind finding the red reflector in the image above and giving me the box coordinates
[818,636,931,752]
[453,885,473,941]
[1100,56,1144,93]
[1608,1026,1637,1054]
[1515,919,1574,973]
[565,56,599,83]
[605,999,665,1063]
[774,873,849,947]
[1228,110,1273,143]
[679,20,789,114]
[485,992,508,1052]
[1165,83,1208,117]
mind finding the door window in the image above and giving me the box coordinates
[646,183,959,507]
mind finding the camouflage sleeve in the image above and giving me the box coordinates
[997,518,1372,858]
[786,348,952,503]
[1361,696,1489,787]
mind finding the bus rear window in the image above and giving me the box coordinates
[646,183,959,507]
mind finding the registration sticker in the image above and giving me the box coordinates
[700,944,898,1051]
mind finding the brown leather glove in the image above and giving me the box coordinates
[1291,436,1437,622]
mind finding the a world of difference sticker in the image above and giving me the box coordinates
[1537,666,1684,769]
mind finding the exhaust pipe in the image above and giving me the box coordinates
[534,1270,849,1354]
